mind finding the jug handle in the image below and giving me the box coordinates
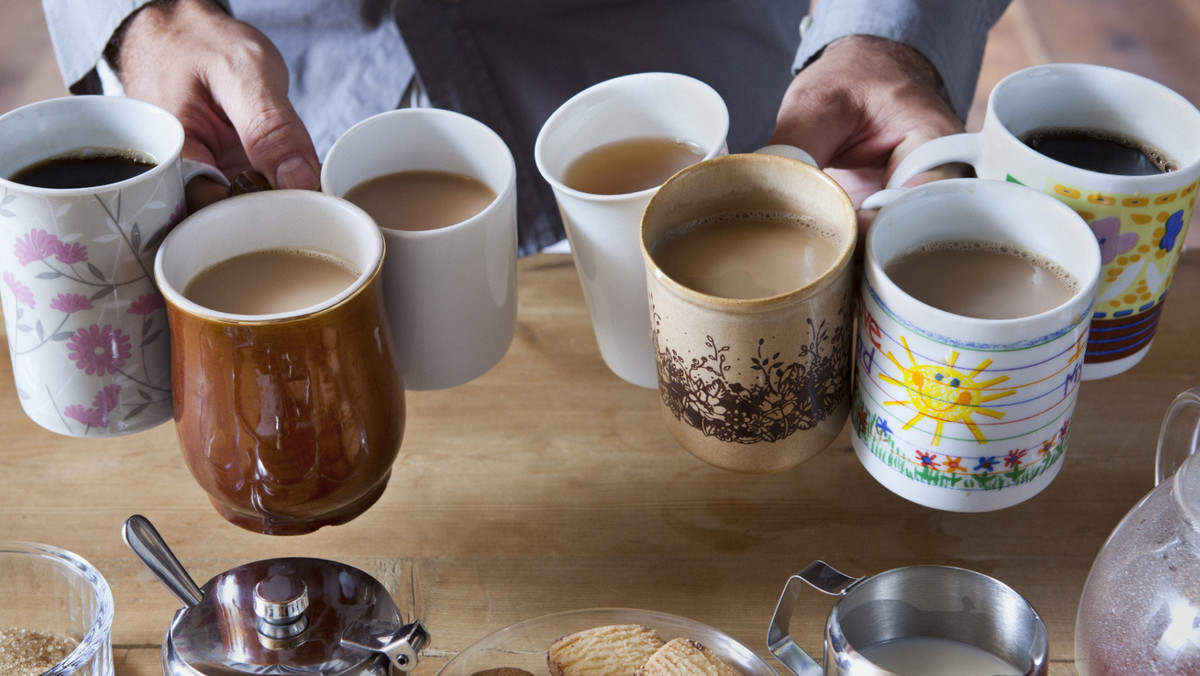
[1155,387,1200,486]
[767,561,861,676]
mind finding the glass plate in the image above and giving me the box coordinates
[436,607,778,676]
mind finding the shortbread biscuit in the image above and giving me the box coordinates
[548,624,665,676]
[636,637,741,676]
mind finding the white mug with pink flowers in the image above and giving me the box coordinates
[0,96,186,437]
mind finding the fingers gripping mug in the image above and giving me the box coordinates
[880,64,1200,379]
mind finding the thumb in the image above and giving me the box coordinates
[211,48,321,191]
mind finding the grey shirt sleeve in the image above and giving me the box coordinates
[794,0,1012,120]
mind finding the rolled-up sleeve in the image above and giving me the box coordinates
[794,0,1012,120]
[41,0,232,93]
[43,0,148,92]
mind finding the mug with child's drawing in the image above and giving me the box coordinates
[855,180,1100,512]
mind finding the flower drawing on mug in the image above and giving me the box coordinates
[3,271,34,308]
[878,338,1015,446]
[1088,217,1137,265]
[1,189,177,435]
[63,384,122,430]
[67,325,131,376]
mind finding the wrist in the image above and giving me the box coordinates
[818,35,953,114]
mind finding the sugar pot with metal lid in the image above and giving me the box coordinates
[122,515,429,675]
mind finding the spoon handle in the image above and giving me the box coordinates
[123,514,205,607]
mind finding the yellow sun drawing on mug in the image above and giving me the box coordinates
[879,337,1016,446]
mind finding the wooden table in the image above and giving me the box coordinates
[2,251,1197,675]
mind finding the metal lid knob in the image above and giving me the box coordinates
[253,575,309,622]
[253,576,309,642]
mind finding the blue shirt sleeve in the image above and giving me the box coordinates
[41,0,234,93]
[793,0,1012,120]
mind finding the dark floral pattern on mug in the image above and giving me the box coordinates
[653,304,851,444]
[0,184,183,436]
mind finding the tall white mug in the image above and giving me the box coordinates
[535,73,730,388]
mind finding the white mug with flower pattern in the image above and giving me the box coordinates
[0,96,186,437]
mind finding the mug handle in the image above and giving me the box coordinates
[767,561,861,676]
[860,132,984,210]
[1154,387,1200,485]
[756,144,818,167]
[181,158,231,188]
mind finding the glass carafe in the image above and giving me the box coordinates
[1076,387,1200,674]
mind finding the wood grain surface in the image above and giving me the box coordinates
[2,2,1199,674]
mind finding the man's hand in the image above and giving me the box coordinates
[771,35,969,216]
[111,0,320,211]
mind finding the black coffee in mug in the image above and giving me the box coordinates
[1021,126,1176,176]
[9,147,157,189]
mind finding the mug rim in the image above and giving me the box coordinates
[865,178,1101,332]
[154,190,386,325]
[0,95,185,196]
[987,62,1200,188]
[321,107,517,239]
[533,71,730,203]
[641,152,857,310]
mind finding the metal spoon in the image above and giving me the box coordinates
[122,514,205,607]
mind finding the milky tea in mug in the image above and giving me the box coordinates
[563,137,708,196]
[883,241,1079,320]
[182,248,360,315]
[343,169,497,232]
[649,211,842,300]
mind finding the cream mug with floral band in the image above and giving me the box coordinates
[872,64,1200,380]
[641,148,856,473]
[0,96,186,437]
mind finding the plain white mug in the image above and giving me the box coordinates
[322,108,518,391]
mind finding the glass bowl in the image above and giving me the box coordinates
[0,542,114,676]
[437,607,777,676]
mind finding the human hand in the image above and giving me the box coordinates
[109,0,320,211]
[770,36,969,223]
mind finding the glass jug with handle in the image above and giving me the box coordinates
[1076,387,1200,674]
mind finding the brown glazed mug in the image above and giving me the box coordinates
[154,191,404,535]
[640,148,857,473]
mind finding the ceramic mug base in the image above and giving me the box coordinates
[664,404,846,474]
[209,473,392,535]
[851,434,1063,512]
[1082,342,1151,381]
